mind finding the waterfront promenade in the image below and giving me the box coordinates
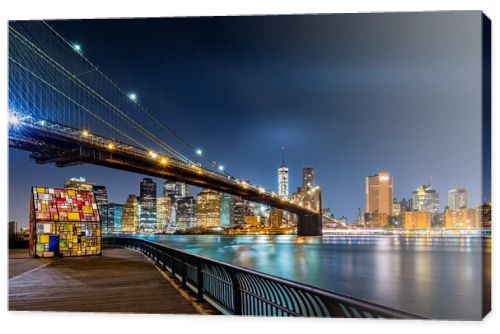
[9,247,204,314]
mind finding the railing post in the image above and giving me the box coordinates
[229,270,242,315]
[181,256,187,288]
[196,261,204,301]
[171,252,176,278]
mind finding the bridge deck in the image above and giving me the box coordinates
[9,247,199,314]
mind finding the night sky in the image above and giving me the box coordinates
[9,11,488,226]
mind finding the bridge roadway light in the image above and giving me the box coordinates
[8,113,20,126]
[107,142,115,150]
[160,157,168,165]
[81,130,90,137]
[149,151,158,159]
[196,148,202,156]
[218,165,224,172]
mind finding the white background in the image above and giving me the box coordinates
[0,1,498,333]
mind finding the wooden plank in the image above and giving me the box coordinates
[9,248,198,314]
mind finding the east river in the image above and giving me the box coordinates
[130,234,490,320]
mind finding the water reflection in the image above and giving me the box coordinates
[135,234,489,320]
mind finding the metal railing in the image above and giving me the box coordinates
[103,237,426,319]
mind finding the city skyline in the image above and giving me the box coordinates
[9,151,484,227]
[9,12,488,225]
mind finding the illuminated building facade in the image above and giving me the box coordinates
[30,187,101,257]
[245,215,261,227]
[163,180,190,226]
[232,196,247,225]
[277,148,289,198]
[269,208,283,228]
[366,172,393,216]
[156,196,172,230]
[404,211,432,229]
[412,184,439,213]
[177,196,196,228]
[121,195,139,232]
[220,193,232,227]
[196,189,220,228]
[445,208,480,229]
[303,167,315,187]
[63,177,93,192]
[138,178,157,231]
[101,203,124,232]
[448,188,467,210]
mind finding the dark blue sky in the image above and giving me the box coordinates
[9,11,488,226]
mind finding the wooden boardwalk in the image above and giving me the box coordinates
[9,247,199,314]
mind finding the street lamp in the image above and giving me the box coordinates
[218,165,224,172]
[196,148,203,156]
[128,93,137,102]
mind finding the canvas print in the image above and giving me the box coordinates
[8,11,491,320]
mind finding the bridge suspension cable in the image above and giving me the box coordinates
[9,25,193,164]
[41,20,228,173]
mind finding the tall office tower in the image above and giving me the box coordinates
[303,167,315,187]
[196,189,221,228]
[121,195,139,232]
[448,188,468,210]
[177,196,196,228]
[365,172,393,215]
[232,196,247,225]
[412,184,439,213]
[220,193,232,227]
[277,148,289,198]
[356,208,365,226]
[392,198,401,216]
[100,203,124,232]
[156,196,172,230]
[163,180,185,200]
[138,178,157,231]
[163,180,187,226]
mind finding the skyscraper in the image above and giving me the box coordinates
[366,172,393,215]
[163,180,189,226]
[101,203,124,232]
[156,196,172,230]
[121,195,139,232]
[277,147,289,198]
[177,196,196,228]
[412,184,439,213]
[448,188,467,210]
[196,189,221,228]
[232,196,247,225]
[220,193,232,227]
[303,167,315,187]
[138,178,157,231]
